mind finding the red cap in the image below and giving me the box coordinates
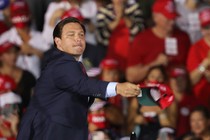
[140,82,174,109]
[199,8,210,28]
[61,7,84,21]
[100,58,119,70]
[170,67,186,78]
[0,41,17,54]
[0,75,16,92]
[10,0,30,28]
[88,112,107,129]
[157,83,174,109]
[152,0,178,20]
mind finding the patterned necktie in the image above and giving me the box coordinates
[78,61,87,75]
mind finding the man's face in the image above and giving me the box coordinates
[55,22,86,60]
[201,25,210,40]
[153,13,175,33]
[170,76,187,93]
[112,0,125,4]
[0,47,19,67]
[190,111,208,136]
[102,69,120,82]
[146,68,165,83]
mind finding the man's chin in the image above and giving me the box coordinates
[70,54,82,60]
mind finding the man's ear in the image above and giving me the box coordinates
[153,13,158,23]
[54,37,63,51]
[208,118,210,127]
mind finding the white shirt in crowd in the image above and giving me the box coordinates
[175,1,209,43]
[42,1,71,45]
[0,27,51,78]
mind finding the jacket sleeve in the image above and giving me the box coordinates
[52,60,109,99]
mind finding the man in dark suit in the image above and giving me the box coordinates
[16,17,141,140]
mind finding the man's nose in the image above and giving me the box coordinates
[75,35,81,42]
[168,19,175,25]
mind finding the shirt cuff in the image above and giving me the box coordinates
[105,82,118,98]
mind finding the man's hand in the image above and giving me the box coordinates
[49,8,66,27]
[155,53,168,66]
[116,82,141,97]
[20,43,43,58]
[204,70,210,82]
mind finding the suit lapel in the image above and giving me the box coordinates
[78,62,95,107]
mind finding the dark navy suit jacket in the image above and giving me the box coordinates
[17,48,109,140]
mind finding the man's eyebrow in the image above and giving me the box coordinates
[65,30,84,34]
[66,31,75,34]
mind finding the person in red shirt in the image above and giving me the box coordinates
[168,67,201,138]
[0,74,20,140]
[100,58,123,109]
[187,8,210,111]
[187,106,210,140]
[96,0,144,72]
[88,99,108,133]
[126,0,191,84]
[126,65,170,139]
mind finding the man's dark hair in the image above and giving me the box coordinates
[53,17,86,47]
[145,65,168,82]
[191,105,210,119]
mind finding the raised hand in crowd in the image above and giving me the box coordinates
[190,50,210,85]
[154,53,169,66]
[49,8,66,27]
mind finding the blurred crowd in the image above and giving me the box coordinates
[0,0,210,139]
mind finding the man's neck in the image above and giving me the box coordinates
[73,55,81,61]
[0,64,15,75]
[204,37,210,47]
[152,26,172,39]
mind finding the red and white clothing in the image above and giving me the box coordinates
[187,39,210,109]
[175,1,207,44]
[42,1,71,45]
[0,120,16,140]
[127,28,190,73]
[96,2,144,71]
[0,27,51,78]
[175,94,200,138]
[106,19,130,71]
[88,111,107,129]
